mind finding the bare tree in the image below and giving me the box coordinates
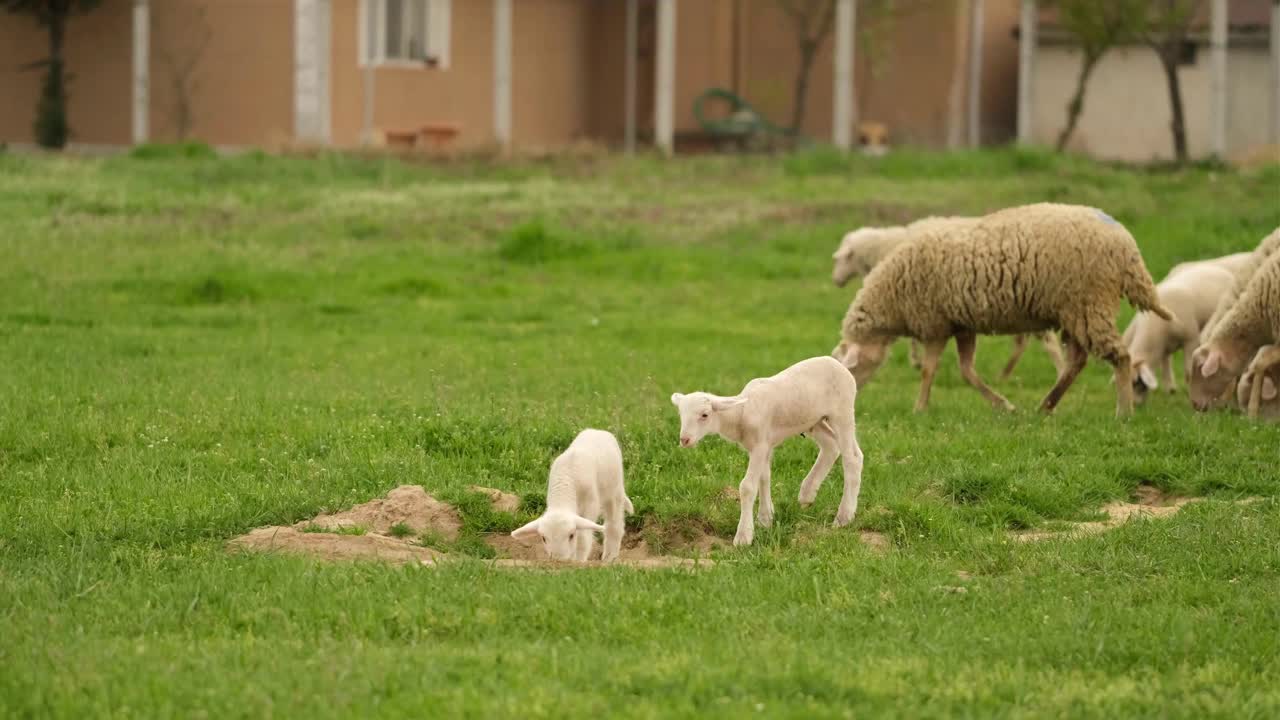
[3,0,103,148]
[1050,0,1145,151]
[1140,0,1205,163]
[158,1,211,140]
[775,0,837,136]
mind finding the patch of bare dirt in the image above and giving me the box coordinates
[299,485,461,540]
[229,526,445,564]
[858,531,891,553]
[1013,485,1260,543]
[468,485,521,513]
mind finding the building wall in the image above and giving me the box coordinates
[511,0,594,147]
[1032,43,1271,162]
[0,0,132,146]
[149,0,294,146]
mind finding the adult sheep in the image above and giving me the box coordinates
[832,203,1172,417]
[832,216,1064,379]
[1189,251,1280,413]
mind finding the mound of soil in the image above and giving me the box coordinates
[1013,484,1254,543]
[229,485,718,569]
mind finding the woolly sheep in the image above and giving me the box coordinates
[832,216,1065,380]
[511,428,633,562]
[1199,228,1280,343]
[670,356,864,547]
[1121,261,1234,400]
[1190,251,1280,412]
[1235,345,1280,420]
[832,203,1172,417]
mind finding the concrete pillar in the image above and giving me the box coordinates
[1017,0,1036,144]
[655,0,676,156]
[132,0,149,145]
[967,0,985,147]
[833,0,856,150]
[1210,0,1227,158]
[1272,0,1280,145]
[494,0,512,152]
[625,0,638,154]
[295,0,332,144]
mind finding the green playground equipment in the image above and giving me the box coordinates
[692,87,800,149]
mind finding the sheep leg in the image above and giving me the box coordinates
[757,449,775,529]
[1038,337,1088,413]
[914,339,949,412]
[601,500,625,563]
[999,334,1030,381]
[576,526,596,562]
[1248,372,1265,419]
[908,339,922,369]
[1102,341,1136,417]
[798,424,840,507]
[955,333,1016,412]
[1041,331,1067,374]
[734,448,769,546]
[832,421,865,528]
[1160,353,1176,394]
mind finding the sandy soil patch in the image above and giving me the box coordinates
[1013,485,1257,543]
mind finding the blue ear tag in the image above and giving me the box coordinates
[1095,209,1118,225]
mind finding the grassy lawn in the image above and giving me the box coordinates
[1,146,1278,718]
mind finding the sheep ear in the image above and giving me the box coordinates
[1138,365,1158,390]
[511,518,542,541]
[710,395,747,412]
[841,344,861,369]
[670,392,684,406]
[1263,377,1278,401]
[1201,351,1221,378]
[573,516,606,533]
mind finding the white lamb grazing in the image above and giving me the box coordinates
[1190,251,1280,412]
[1121,261,1234,400]
[511,429,633,562]
[670,356,864,547]
[1236,345,1280,420]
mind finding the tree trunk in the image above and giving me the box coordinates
[790,42,818,136]
[1157,46,1189,162]
[1056,52,1101,151]
[35,11,70,149]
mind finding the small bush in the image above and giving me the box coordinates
[129,141,217,161]
[497,219,586,264]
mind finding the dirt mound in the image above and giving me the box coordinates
[1013,485,1248,543]
[299,485,461,540]
[229,485,720,569]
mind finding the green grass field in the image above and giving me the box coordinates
[2,146,1278,718]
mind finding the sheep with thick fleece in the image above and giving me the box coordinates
[1236,345,1280,420]
[1200,228,1280,342]
[832,203,1172,417]
[511,429,633,562]
[832,216,1064,379]
[670,356,864,547]
[1121,261,1234,400]
[1190,251,1280,412]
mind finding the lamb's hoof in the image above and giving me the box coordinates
[833,507,856,527]
[733,528,754,546]
[798,497,815,509]
[999,401,1017,413]
[757,511,773,528]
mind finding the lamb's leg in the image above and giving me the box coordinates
[999,334,1030,380]
[955,333,1016,412]
[832,421,865,528]
[734,448,769,546]
[1098,336,1135,417]
[1160,353,1176,393]
[1038,336,1088,413]
[757,449,775,528]
[601,500,625,563]
[914,339,949,412]
[576,526,596,562]
[798,424,840,507]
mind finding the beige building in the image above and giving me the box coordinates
[1029,0,1280,162]
[0,0,1023,152]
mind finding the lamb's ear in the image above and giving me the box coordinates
[840,343,861,369]
[511,518,542,541]
[1200,351,1221,378]
[573,516,606,533]
[670,392,685,406]
[1263,377,1278,401]
[710,395,747,412]
[1138,364,1158,390]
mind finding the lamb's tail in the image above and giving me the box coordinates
[623,496,635,515]
[1125,268,1174,322]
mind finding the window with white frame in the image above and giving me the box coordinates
[359,0,451,69]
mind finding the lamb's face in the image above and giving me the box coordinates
[510,511,604,562]
[834,340,888,389]
[831,229,877,287]
[1188,345,1238,412]
[1129,359,1159,403]
[669,392,745,447]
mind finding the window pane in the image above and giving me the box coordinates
[385,0,404,59]
[409,0,427,60]
[365,0,378,62]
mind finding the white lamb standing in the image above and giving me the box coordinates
[670,356,865,547]
[511,429,633,562]
[1121,261,1234,400]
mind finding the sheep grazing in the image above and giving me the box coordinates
[1199,228,1280,343]
[670,356,864,547]
[832,216,1064,380]
[1122,261,1234,401]
[833,203,1172,417]
[1190,251,1280,412]
[511,429,633,562]
[1236,345,1280,420]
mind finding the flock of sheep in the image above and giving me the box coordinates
[511,203,1280,560]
